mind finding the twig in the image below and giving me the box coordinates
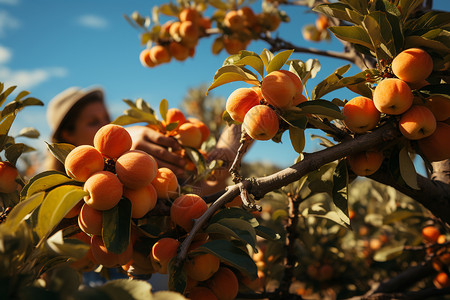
[229,127,253,183]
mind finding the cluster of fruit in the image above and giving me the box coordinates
[216,6,282,55]
[302,14,330,42]
[140,7,211,67]
[226,69,306,141]
[151,235,239,300]
[342,48,450,176]
[64,124,179,267]
[0,161,19,194]
[159,107,210,151]
[421,225,450,289]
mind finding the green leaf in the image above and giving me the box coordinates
[0,85,17,108]
[24,172,78,198]
[398,147,419,190]
[260,48,275,73]
[3,192,45,232]
[278,108,308,129]
[398,0,424,22]
[207,65,260,94]
[406,11,450,36]
[111,115,144,126]
[0,114,15,138]
[255,225,281,241]
[165,122,179,132]
[196,239,258,280]
[36,185,88,239]
[123,107,159,125]
[311,64,351,100]
[362,12,396,60]
[98,279,153,300]
[184,147,207,175]
[384,210,425,224]
[289,127,305,153]
[102,198,132,254]
[373,243,405,262]
[418,84,450,97]
[332,159,350,226]
[168,259,187,295]
[297,100,344,120]
[5,143,35,165]
[341,0,368,14]
[206,218,257,249]
[223,50,265,78]
[314,3,363,24]
[17,127,40,138]
[1,97,43,117]
[210,207,258,226]
[405,34,450,53]
[153,291,187,300]
[267,49,294,74]
[328,26,374,51]
[311,134,335,148]
[46,142,75,166]
[135,98,154,114]
[159,98,169,121]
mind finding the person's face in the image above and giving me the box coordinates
[62,101,110,146]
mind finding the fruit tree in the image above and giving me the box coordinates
[1,0,450,299]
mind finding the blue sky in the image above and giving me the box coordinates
[1,0,449,172]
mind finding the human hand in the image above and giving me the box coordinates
[125,125,188,178]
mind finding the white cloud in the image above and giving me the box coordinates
[0,10,20,37]
[0,0,20,5]
[0,66,68,90]
[77,14,108,29]
[0,45,12,64]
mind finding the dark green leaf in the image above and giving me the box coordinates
[255,225,281,241]
[135,98,154,114]
[278,108,308,129]
[362,12,397,59]
[5,143,35,165]
[184,146,206,175]
[46,142,75,166]
[332,159,350,226]
[210,207,258,226]
[168,257,187,294]
[289,127,305,153]
[102,198,132,254]
[297,100,344,120]
[196,239,258,280]
[405,34,450,53]
[314,3,363,24]
[341,0,368,14]
[418,84,450,97]
[328,26,374,51]
[311,64,351,100]
[398,0,424,22]
[206,218,257,249]
[398,147,419,190]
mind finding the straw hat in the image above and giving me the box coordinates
[47,86,104,140]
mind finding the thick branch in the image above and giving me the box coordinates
[368,166,450,225]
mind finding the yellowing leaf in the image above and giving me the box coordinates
[36,185,88,239]
[289,127,305,153]
[3,192,45,232]
[25,172,77,198]
[267,49,294,74]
